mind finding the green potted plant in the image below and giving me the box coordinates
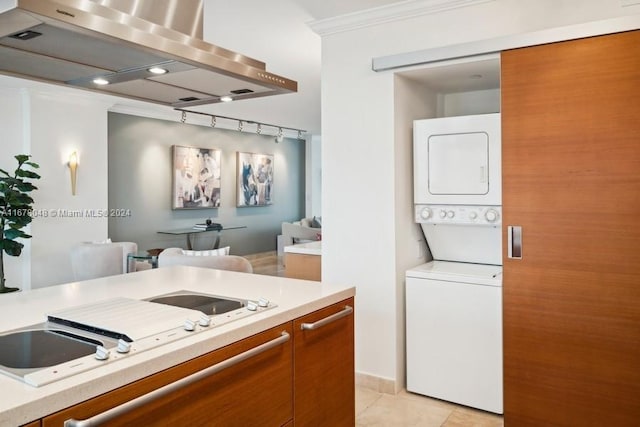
[0,154,40,293]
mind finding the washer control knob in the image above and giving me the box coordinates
[439,210,447,218]
[184,319,196,331]
[199,314,211,327]
[469,211,478,220]
[247,301,258,311]
[95,345,110,361]
[447,210,455,218]
[485,209,499,222]
[258,298,270,308]
[117,339,131,354]
[419,207,432,220]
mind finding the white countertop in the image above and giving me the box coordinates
[284,240,322,256]
[0,266,354,425]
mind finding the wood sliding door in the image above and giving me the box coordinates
[501,30,640,426]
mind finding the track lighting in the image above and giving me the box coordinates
[175,108,306,143]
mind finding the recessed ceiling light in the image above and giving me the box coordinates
[148,67,168,75]
[220,96,233,102]
[93,77,110,85]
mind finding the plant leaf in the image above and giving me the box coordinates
[14,154,29,163]
[4,228,31,240]
[24,161,40,169]
[1,239,24,257]
[15,170,41,179]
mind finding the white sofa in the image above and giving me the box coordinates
[281,217,321,248]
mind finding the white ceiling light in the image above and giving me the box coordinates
[148,67,168,75]
[92,77,109,85]
[220,96,233,102]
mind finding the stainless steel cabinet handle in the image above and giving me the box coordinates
[508,226,523,259]
[300,305,353,330]
[64,331,290,427]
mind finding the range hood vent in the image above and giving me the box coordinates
[0,0,297,107]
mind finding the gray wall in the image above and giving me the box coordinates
[108,112,305,255]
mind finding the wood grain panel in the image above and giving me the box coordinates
[293,298,355,427]
[502,30,640,426]
[285,253,321,281]
[43,324,293,427]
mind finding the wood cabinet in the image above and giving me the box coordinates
[284,253,321,281]
[293,297,355,427]
[501,30,640,426]
[42,324,293,427]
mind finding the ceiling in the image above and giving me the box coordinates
[292,0,403,20]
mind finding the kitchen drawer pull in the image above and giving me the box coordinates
[301,305,353,330]
[64,331,290,427]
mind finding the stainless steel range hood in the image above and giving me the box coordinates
[0,0,297,107]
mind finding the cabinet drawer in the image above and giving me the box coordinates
[43,323,293,427]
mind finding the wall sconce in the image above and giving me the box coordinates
[67,151,78,195]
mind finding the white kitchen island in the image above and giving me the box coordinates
[0,266,355,426]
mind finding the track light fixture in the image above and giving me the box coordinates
[275,128,284,143]
[175,108,306,143]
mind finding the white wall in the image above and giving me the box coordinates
[305,135,322,218]
[0,86,29,290]
[0,78,113,289]
[319,0,640,390]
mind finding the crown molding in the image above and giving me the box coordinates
[308,0,495,36]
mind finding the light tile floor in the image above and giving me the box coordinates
[356,387,503,427]
[248,251,504,426]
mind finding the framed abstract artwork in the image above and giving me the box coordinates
[172,145,221,209]
[236,151,273,207]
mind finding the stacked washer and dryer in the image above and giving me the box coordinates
[406,113,503,414]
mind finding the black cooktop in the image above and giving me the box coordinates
[0,329,103,369]
[148,293,244,315]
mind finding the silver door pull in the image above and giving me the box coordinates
[301,305,353,330]
[64,331,290,426]
[507,226,522,259]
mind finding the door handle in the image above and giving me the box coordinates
[507,226,522,259]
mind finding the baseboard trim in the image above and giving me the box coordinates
[355,372,398,394]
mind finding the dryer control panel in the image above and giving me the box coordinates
[415,204,501,226]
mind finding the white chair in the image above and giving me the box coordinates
[70,243,125,281]
[70,241,149,281]
[158,247,253,273]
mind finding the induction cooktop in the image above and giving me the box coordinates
[0,291,275,387]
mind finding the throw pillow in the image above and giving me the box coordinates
[182,246,230,256]
[312,216,322,228]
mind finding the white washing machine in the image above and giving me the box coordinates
[406,261,503,414]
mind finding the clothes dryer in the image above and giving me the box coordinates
[414,113,501,206]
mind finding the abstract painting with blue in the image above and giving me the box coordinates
[236,151,273,207]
